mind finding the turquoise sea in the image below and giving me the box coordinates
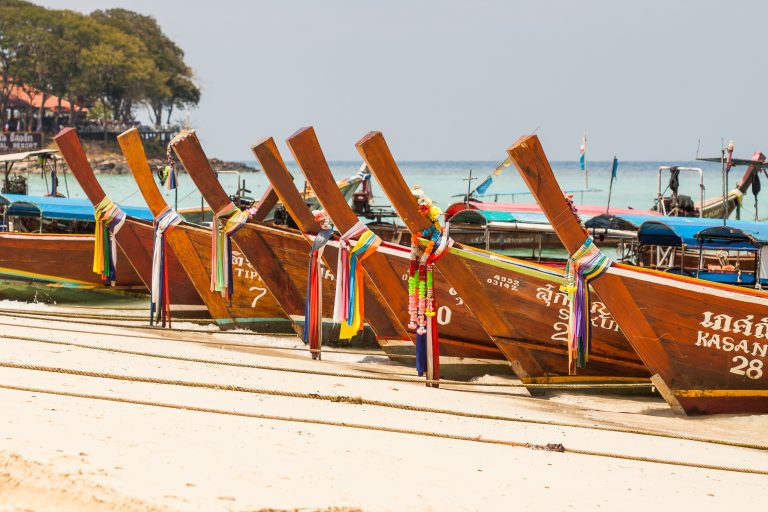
[23,159,767,222]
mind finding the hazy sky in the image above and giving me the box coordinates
[38,0,768,162]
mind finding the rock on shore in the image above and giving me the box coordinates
[15,140,260,175]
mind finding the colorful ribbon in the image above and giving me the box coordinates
[561,237,611,373]
[211,202,249,302]
[93,197,126,284]
[333,221,381,340]
[304,229,333,357]
[150,207,183,326]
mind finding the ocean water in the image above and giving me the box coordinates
[22,159,766,222]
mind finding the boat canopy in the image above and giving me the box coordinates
[585,213,662,231]
[0,149,59,164]
[0,193,153,222]
[448,209,550,225]
[638,217,768,251]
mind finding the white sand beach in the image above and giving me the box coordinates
[0,302,767,512]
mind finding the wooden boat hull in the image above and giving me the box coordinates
[372,238,649,383]
[117,218,210,317]
[607,265,768,414]
[508,134,768,414]
[242,222,381,345]
[0,232,144,291]
[167,222,295,332]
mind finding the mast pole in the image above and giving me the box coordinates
[584,132,589,189]
[606,156,616,214]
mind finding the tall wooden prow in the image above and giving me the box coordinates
[168,130,307,330]
[355,131,545,379]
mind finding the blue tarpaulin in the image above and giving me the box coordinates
[0,194,154,222]
[638,216,768,251]
[448,209,551,225]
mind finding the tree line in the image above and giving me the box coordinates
[0,0,200,131]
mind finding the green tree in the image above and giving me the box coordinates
[90,8,200,128]
[79,24,157,133]
[0,0,44,126]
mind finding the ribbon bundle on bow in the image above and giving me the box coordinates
[333,221,381,340]
[560,237,611,373]
[211,203,249,302]
[408,225,452,383]
[93,197,126,285]
[304,226,333,358]
[150,207,183,326]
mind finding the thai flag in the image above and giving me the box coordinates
[579,137,586,171]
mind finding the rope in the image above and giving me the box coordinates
[0,308,210,324]
[0,382,765,476]
[333,221,381,339]
[92,197,126,284]
[0,345,762,452]
[150,207,183,327]
[211,202,248,302]
[0,320,384,357]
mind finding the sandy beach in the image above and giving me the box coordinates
[0,300,767,512]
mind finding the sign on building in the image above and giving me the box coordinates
[0,132,43,152]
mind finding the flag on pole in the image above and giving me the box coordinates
[611,156,619,180]
[474,158,511,196]
[579,136,587,172]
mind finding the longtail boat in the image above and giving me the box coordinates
[508,134,768,414]
[0,193,144,292]
[117,128,294,332]
[53,128,207,317]
[169,130,379,347]
[279,127,517,378]
[355,131,651,389]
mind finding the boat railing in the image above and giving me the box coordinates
[656,166,704,217]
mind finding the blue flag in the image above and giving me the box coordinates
[475,176,494,195]
[611,157,619,180]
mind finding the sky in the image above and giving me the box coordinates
[37,0,768,162]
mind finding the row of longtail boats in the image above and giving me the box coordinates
[3,127,767,416]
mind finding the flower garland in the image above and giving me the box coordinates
[408,186,452,386]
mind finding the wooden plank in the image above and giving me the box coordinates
[251,185,279,223]
[169,130,306,320]
[354,131,545,376]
